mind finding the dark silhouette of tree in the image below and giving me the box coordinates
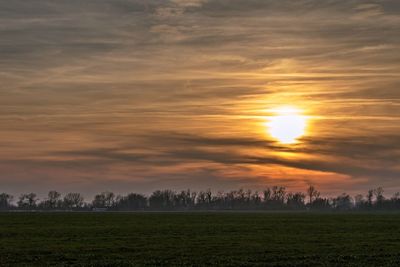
[17,193,38,209]
[149,190,175,210]
[287,192,306,210]
[251,191,262,208]
[374,187,385,209]
[206,189,212,207]
[263,188,272,209]
[307,185,320,205]
[3,186,400,212]
[103,192,115,208]
[367,189,374,209]
[332,193,353,211]
[92,193,106,208]
[390,192,400,209]
[354,194,366,210]
[210,191,224,209]
[43,191,62,209]
[63,193,84,209]
[196,189,213,209]
[225,189,240,209]
[0,193,13,210]
[196,190,207,208]
[309,197,330,211]
[92,192,115,209]
[174,190,196,210]
[115,193,147,210]
[271,186,286,208]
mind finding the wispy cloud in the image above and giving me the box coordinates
[0,0,399,196]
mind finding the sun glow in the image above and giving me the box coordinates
[266,106,308,144]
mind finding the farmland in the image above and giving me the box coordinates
[1,212,400,266]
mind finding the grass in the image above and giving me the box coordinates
[1,212,400,266]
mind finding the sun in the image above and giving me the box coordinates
[266,106,308,144]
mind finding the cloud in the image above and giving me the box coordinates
[1,0,400,195]
[4,130,398,188]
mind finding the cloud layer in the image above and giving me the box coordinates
[1,0,399,196]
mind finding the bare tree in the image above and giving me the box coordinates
[174,190,195,209]
[263,188,272,203]
[251,191,262,207]
[115,193,147,210]
[354,194,365,209]
[46,191,61,209]
[332,193,353,210]
[206,189,212,205]
[287,192,306,210]
[92,192,115,209]
[17,193,38,209]
[307,185,320,204]
[64,193,84,209]
[0,193,13,210]
[391,192,400,209]
[104,192,115,208]
[6,186,400,212]
[149,190,175,210]
[374,187,385,208]
[271,186,286,203]
[367,189,374,208]
[92,193,106,208]
[196,191,207,207]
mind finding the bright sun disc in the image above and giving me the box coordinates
[266,106,308,144]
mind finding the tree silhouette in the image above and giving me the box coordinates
[115,193,147,210]
[2,186,400,212]
[63,193,84,209]
[149,190,175,210]
[367,189,374,208]
[0,193,13,210]
[17,193,38,209]
[45,191,62,209]
[374,187,385,209]
[307,185,320,205]
[354,194,365,209]
[332,193,353,211]
[287,192,306,210]
[92,192,115,209]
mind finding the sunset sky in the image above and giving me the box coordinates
[1,0,400,197]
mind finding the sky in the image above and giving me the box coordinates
[1,0,400,197]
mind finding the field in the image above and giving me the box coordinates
[1,212,400,266]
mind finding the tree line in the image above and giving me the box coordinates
[1,186,400,211]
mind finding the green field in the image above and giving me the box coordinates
[1,212,400,266]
